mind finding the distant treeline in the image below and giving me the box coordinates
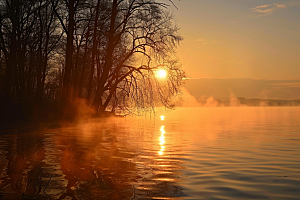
[197,97,300,107]
[0,0,184,126]
[236,97,300,107]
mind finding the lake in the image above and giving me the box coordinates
[0,107,300,199]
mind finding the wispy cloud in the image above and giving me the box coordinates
[195,38,205,42]
[251,2,292,17]
[253,4,271,9]
[275,4,287,8]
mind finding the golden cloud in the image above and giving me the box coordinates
[252,4,271,9]
[275,4,287,8]
[252,2,290,17]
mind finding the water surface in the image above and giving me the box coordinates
[0,107,300,199]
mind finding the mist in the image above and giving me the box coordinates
[177,87,300,107]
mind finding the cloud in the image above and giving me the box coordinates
[255,8,275,13]
[275,4,287,8]
[252,2,290,17]
[253,4,271,9]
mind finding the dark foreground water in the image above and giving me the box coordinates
[0,107,300,200]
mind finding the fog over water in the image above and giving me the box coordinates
[0,107,300,199]
[179,87,300,107]
[185,78,300,101]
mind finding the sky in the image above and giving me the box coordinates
[165,0,300,99]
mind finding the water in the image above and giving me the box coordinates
[0,107,300,199]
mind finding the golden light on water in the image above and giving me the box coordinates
[156,69,167,78]
[159,125,166,155]
[160,115,165,121]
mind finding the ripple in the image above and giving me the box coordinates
[0,108,300,199]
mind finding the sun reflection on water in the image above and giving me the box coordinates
[159,125,166,155]
[1,108,300,199]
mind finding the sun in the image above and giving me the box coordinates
[156,69,167,78]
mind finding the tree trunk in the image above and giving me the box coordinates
[78,27,90,98]
[87,0,101,101]
[36,5,44,103]
[92,0,117,112]
[5,0,18,101]
[61,0,75,106]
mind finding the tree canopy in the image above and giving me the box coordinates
[0,0,185,123]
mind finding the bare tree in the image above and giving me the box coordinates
[91,0,184,115]
[0,0,61,122]
[0,0,185,124]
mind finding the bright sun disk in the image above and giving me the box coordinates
[156,69,167,78]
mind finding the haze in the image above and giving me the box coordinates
[168,0,300,99]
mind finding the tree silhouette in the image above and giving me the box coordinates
[89,0,184,114]
[0,0,184,124]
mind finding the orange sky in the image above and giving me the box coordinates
[185,78,300,100]
[168,0,300,80]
